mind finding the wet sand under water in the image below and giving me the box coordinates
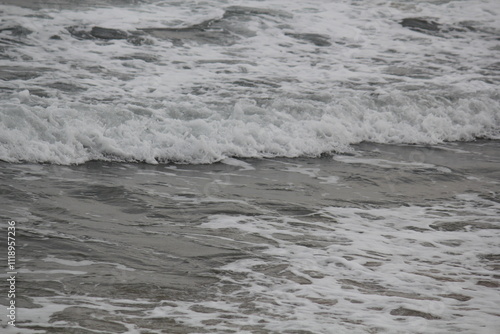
[0,141,499,333]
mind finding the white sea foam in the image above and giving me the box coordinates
[43,256,94,266]
[333,155,453,172]
[1,90,498,164]
[8,296,151,334]
[0,0,499,164]
[318,175,340,184]
[42,256,136,270]
[17,268,87,275]
[182,193,500,333]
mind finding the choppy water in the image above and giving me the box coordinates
[1,0,500,333]
[0,0,499,163]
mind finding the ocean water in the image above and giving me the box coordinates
[1,0,499,163]
[0,0,499,333]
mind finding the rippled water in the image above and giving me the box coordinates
[1,0,500,333]
[1,141,499,333]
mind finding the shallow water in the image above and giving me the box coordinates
[1,0,500,332]
[1,141,499,333]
